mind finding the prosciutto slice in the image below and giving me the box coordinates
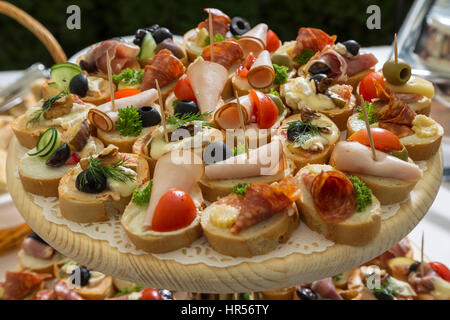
[201,40,243,69]
[198,8,231,36]
[143,150,203,230]
[311,278,344,300]
[291,28,336,59]
[186,57,228,114]
[141,49,185,91]
[87,89,159,132]
[213,94,253,129]
[379,98,416,138]
[308,49,348,81]
[82,40,140,75]
[344,53,378,77]
[247,50,275,89]
[237,23,268,57]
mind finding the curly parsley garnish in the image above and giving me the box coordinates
[350,176,372,212]
[232,183,251,196]
[357,101,379,125]
[332,274,343,282]
[80,156,136,188]
[132,181,152,206]
[269,87,280,97]
[115,106,143,136]
[285,119,320,146]
[204,33,225,46]
[166,112,212,128]
[112,68,143,85]
[273,64,289,85]
[295,48,314,65]
[114,285,143,297]
[27,90,68,125]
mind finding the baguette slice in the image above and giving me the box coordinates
[58,153,149,223]
[121,183,203,253]
[199,156,294,202]
[18,249,65,274]
[97,126,154,153]
[201,198,299,257]
[295,164,381,245]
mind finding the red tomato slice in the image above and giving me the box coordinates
[65,153,81,165]
[359,72,385,102]
[249,89,278,129]
[174,77,196,102]
[266,30,281,53]
[139,288,162,300]
[152,188,197,232]
[113,88,141,100]
[237,52,256,78]
[429,262,450,282]
[348,128,402,152]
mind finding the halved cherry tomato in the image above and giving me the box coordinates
[139,288,162,300]
[237,52,256,78]
[359,72,386,102]
[152,188,197,232]
[112,88,141,100]
[174,77,196,102]
[249,89,278,129]
[348,128,402,152]
[266,30,281,53]
[65,152,81,165]
[429,262,450,282]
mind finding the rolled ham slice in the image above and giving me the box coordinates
[330,141,422,181]
[87,89,158,132]
[204,139,283,180]
[247,50,275,89]
[143,150,204,229]
[186,57,228,114]
[238,23,268,57]
[213,94,253,129]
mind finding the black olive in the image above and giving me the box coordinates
[310,73,332,93]
[374,291,394,300]
[230,17,251,36]
[342,40,360,56]
[27,232,48,245]
[296,287,318,300]
[152,27,173,44]
[134,28,148,40]
[133,38,142,46]
[79,59,97,73]
[46,143,71,167]
[75,169,107,194]
[308,62,330,75]
[146,24,160,35]
[174,100,200,117]
[310,73,328,84]
[138,106,161,127]
[203,142,233,164]
[159,289,173,300]
[155,39,185,59]
[69,74,89,97]
[408,261,421,274]
[71,266,91,287]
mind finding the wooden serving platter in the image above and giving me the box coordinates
[7,137,443,293]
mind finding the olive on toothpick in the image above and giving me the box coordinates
[382,34,411,85]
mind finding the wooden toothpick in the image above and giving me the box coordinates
[394,33,398,63]
[155,79,169,144]
[420,231,425,278]
[360,95,377,161]
[235,90,249,159]
[208,11,214,62]
[106,51,116,111]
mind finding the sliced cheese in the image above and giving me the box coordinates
[386,76,435,99]
[207,204,238,228]
[106,166,138,197]
[282,77,335,111]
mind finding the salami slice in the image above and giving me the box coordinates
[379,98,416,138]
[141,49,185,91]
[3,271,52,300]
[309,170,356,223]
[198,8,231,37]
[201,40,243,69]
[291,27,336,58]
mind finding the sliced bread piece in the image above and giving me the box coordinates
[18,249,65,274]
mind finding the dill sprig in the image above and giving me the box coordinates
[166,112,212,128]
[27,90,68,125]
[81,156,136,188]
[285,119,320,146]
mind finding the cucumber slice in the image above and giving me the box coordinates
[50,62,82,91]
[27,128,61,158]
[139,32,157,60]
[47,82,61,90]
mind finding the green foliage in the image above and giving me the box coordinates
[295,49,314,65]
[233,142,246,156]
[357,101,379,124]
[273,63,289,85]
[132,181,153,206]
[232,183,251,196]
[116,106,143,136]
[112,68,143,85]
[115,285,143,297]
[350,176,373,212]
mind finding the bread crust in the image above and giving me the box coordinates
[11,114,60,149]
[97,127,153,153]
[19,171,62,197]
[18,249,65,274]
[319,94,356,131]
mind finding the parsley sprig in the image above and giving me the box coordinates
[166,112,212,128]
[27,90,68,125]
[80,156,135,188]
[285,120,320,146]
[112,68,143,85]
[295,49,314,65]
[132,181,152,206]
[357,101,378,125]
[116,106,143,136]
[273,64,289,85]
[350,176,372,212]
[204,33,225,46]
[114,285,143,297]
[232,183,251,196]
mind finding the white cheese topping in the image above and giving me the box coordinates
[26,103,88,130]
[282,77,335,111]
[106,166,138,197]
[87,76,104,93]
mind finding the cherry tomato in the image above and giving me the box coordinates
[266,30,281,53]
[237,52,256,78]
[112,88,141,100]
[65,152,81,165]
[429,262,450,282]
[152,188,197,232]
[348,128,402,152]
[139,288,162,300]
[359,72,386,102]
[249,89,278,129]
[174,77,196,102]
